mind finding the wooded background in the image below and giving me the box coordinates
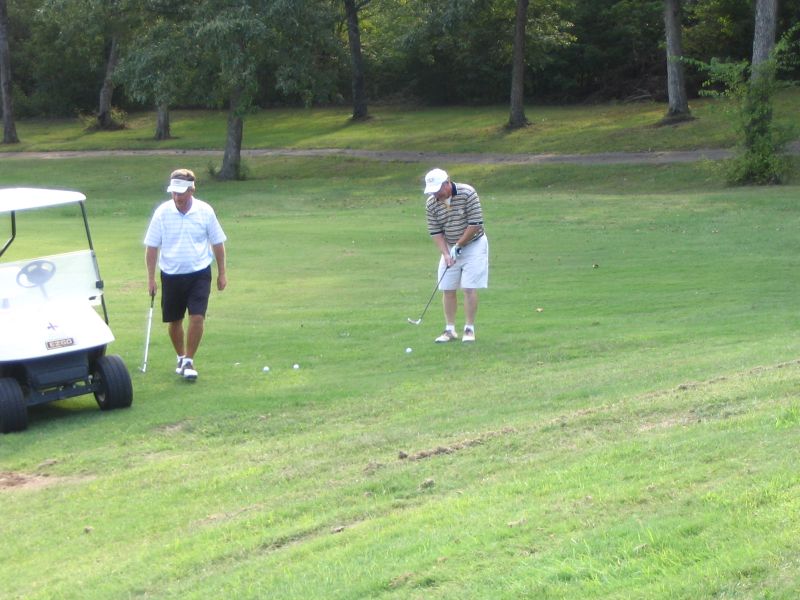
[2,0,799,118]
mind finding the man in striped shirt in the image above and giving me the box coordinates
[144,169,227,380]
[423,168,489,343]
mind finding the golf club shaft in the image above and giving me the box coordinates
[141,294,154,372]
[412,266,449,323]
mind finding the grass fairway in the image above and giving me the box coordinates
[1,151,799,599]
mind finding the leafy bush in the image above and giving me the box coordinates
[77,107,129,132]
[687,26,799,185]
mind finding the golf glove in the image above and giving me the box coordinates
[449,245,462,261]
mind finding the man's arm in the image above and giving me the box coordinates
[455,224,484,249]
[145,246,159,296]
[431,233,457,267]
[212,243,227,291]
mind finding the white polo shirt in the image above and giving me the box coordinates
[144,197,227,275]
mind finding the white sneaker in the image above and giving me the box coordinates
[175,355,185,375]
[435,330,458,343]
[462,327,476,343]
[178,357,198,381]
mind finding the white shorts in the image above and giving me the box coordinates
[438,235,489,290]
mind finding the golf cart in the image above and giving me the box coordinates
[0,188,132,433]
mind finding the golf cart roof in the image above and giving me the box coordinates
[0,188,87,213]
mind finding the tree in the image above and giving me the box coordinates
[363,0,574,104]
[662,0,691,122]
[155,103,170,141]
[38,0,142,128]
[196,4,264,180]
[343,0,369,120]
[115,10,194,141]
[0,0,19,143]
[736,0,781,183]
[689,1,793,184]
[97,35,120,129]
[752,0,779,77]
[508,0,530,129]
[192,0,338,180]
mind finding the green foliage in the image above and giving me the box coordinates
[77,106,128,131]
[688,26,799,185]
[682,0,755,63]
[114,18,190,108]
[6,0,800,113]
[7,0,105,116]
[360,0,576,103]
[206,158,250,181]
[547,0,664,100]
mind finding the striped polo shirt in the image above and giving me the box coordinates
[426,182,484,246]
[144,197,227,275]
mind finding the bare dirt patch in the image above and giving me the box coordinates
[398,426,517,461]
[0,471,92,491]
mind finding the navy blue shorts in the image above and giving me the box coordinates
[160,266,212,322]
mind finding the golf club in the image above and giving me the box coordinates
[407,267,449,325]
[140,292,155,373]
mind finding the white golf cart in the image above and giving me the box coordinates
[0,188,132,433]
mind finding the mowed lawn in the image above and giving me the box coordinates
[1,130,799,597]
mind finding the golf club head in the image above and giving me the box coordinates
[407,317,422,325]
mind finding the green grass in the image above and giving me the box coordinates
[2,86,798,155]
[0,124,799,598]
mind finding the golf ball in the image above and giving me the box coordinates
[293,363,300,370]
[405,347,413,353]
[262,366,270,373]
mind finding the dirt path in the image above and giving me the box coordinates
[2,142,799,165]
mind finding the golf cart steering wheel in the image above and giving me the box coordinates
[17,259,57,289]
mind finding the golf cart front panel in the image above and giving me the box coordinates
[0,250,113,362]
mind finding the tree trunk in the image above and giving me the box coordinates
[729,0,782,184]
[662,0,691,121]
[0,0,19,144]
[218,89,243,181]
[154,103,171,140]
[751,0,778,80]
[507,0,529,129]
[344,0,368,120]
[97,36,119,130]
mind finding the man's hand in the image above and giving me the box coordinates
[449,245,462,261]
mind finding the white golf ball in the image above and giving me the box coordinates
[293,363,300,370]
[405,347,413,353]
[262,366,270,372]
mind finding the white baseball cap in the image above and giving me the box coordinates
[167,178,195,193]
[423,168,449,194]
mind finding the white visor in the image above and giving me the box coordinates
[167,178,194,193]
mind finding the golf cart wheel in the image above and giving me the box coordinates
[0,378,28,433]
[93,355,133,411]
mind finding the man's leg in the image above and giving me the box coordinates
[185,314,205,360]
[443,290,458,326]
[168,319,185,356]
[463,288,478,326]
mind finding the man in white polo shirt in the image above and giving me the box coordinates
[423,167,489,343]
[144,168,227,380]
